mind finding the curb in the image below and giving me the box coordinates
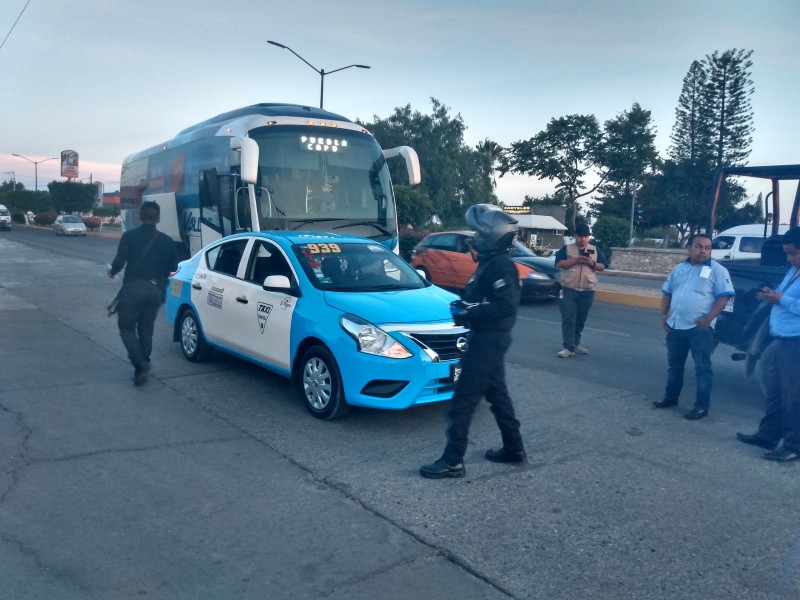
[596,284,662,310]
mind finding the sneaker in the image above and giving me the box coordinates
[485,448,528,464]
[419,458,465,479]
[574,346,588,355]
[556,348,575,358]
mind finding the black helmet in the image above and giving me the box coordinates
[465,204,518,253]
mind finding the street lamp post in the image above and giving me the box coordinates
[267,40,370,109]
[11,154,58,191]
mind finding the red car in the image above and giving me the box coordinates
[410,231,560,302]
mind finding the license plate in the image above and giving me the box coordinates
[450,363,462,385]
[723,297,734,313]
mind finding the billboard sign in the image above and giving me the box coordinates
[61,150,79,179]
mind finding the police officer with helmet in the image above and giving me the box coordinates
[420,204,527,479]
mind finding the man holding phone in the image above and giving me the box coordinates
[554,223,608,358]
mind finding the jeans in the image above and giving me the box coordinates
[665,326,715,410]
[559,287,595,351]
[442,330,524,464]
[755,339,800,451]
[117,281,163,372]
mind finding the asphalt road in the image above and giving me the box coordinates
[1,226,797,599]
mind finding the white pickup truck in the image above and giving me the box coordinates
[711,223,789,260]
[0,204,12,230]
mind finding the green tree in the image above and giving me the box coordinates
[3,189,53,214]
[705,48,754,168]
[662,49,754,236]
[669,60,714,167]
[360,98,496,229]
[1,180,26,194]
[93,204,121,219]
[591,215,630,260]
[504,114,605,233]
[476,138,507,189]
[47,181,97,214]
[592,103,660,224]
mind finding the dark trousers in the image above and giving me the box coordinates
[442,330,524,464]
[755,339,800,451]
[559,287,595,350]
[116,281,163,372]
[665,326,715,410]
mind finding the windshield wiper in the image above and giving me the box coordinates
[332,220,393,237]
[289,218,341,231]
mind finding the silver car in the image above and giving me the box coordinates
[53,215,87,236]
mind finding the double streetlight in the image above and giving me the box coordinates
[267,40,370,109]
[11,153,58,191]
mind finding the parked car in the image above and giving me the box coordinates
[410,231,560,301]
[0,204,11,230]
[165,231,468,420]
[53,215,87,236]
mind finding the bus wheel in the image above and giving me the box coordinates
[179,308,214,362]
[299,345,348,420]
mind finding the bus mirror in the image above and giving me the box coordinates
[241,137,259,184]
[382,146,421,186]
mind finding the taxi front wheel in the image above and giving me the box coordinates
[300,346,348,420]
[179,308,214,362]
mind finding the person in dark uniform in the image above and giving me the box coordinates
[108,201,178,386]
[420,204,526,479]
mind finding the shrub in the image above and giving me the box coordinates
[34,211,57,227]
[398,227,428,262]
[83,216,102,231]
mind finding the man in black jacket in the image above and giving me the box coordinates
[108,201,178,386]
[420,204,527,479]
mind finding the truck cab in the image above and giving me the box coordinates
[706,165,800,374]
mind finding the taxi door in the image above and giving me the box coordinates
[225,239,296,372]
[190,238,251,350]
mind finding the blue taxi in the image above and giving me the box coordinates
[165,231,467,419]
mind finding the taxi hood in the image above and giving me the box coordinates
[323,286,458,325]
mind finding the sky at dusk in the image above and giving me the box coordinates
[1,0,798,205]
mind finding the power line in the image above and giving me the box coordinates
[0,0,32,52]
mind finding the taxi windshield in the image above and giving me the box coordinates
[292,242,427,292]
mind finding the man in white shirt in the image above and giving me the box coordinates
[653,232,735,420]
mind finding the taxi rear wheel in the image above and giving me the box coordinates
[300,346,348,420]
[179,308,213,362]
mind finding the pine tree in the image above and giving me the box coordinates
[669,60,713,166]
[704,48,754,168]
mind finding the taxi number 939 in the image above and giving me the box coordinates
[306,243,341,254]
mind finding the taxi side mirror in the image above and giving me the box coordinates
[263,275,301,297]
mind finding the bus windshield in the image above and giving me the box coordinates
[249,125,397,240]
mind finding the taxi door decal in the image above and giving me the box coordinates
[257,302,273,333]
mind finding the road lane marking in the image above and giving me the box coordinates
[517,316,631,337]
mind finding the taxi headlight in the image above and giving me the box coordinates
[340,314,412,359]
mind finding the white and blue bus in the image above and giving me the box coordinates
[120,103,420,258]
